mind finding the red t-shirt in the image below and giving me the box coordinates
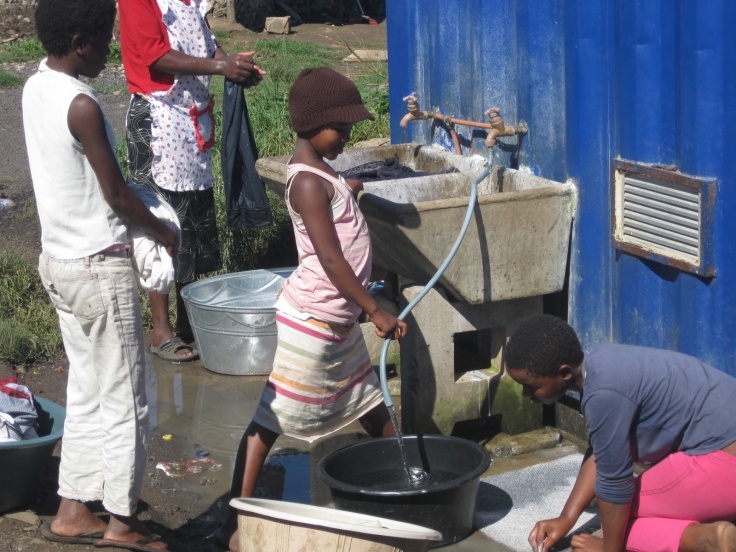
[118,0,175,94]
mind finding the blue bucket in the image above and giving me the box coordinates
[0,397,65,513]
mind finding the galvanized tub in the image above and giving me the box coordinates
[181,268,294,375]
[256,144,575,305]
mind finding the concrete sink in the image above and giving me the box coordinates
[256,143,575,305]
[255,143,487,199]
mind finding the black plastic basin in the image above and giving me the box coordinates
[316,434,491,548]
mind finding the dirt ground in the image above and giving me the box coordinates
[0,4,37,41]
[0,6,387,551]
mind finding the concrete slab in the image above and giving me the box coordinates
[477,452,600,551]
[343,49,388,62]
[486,428,561,457]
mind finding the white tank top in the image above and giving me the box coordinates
[23,60,128,259]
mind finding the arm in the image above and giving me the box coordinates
[592,499,631,552]
[151,48,265,84]
[529,449,597,552]
[345,178,364,198]
[119,0,265,85]
[290,173,407,339]
[67,94,177,256]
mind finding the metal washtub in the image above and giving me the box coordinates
[181,268,295,375]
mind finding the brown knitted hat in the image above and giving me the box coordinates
[289,67,375,133]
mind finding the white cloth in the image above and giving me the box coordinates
[0,413,38,442]
[38,251,148,517]
[22,60,129,259]
[0,379,38,442]
[129,184,181,294]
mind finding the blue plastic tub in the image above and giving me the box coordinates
[0,397,65,513]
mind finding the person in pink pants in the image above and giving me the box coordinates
[504,314,736,552]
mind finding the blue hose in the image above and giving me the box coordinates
[378,162,491,408]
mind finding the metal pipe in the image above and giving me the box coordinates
[401,93,528,149]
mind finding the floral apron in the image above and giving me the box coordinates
[149,0,216,192]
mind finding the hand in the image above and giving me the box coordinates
[528,517,574,552]
[243,64,265,88]
[570,533,604,552]
[159,225,178,260]
[220,51,267,83]
[370,308,408,340]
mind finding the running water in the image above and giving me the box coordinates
[387,405,428,486]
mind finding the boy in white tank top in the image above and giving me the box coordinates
[24,1,175,549]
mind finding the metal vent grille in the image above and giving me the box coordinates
[612,159,716,277]
[620,175,700,264]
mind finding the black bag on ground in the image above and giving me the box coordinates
[221,80,273,228]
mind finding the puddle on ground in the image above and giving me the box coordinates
[144,361,314,505]
[143,360,512,551]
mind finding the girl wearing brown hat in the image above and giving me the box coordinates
[218,67,408,551]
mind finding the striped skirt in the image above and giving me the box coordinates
[252,311,384,442]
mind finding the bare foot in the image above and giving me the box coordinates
[214,520,236,548]
[49,498,107,538]
[713,521,736,552]
[150,328,196,359]
[229,529,239,552]
[149,290,195,359]
[100,514,168,550]
[571,533,604,552]
[681,521,736,552]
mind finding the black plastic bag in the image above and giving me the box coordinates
[221,80,272,228]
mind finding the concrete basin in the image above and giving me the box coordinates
[256,144,575,305]
[255,143,487,199]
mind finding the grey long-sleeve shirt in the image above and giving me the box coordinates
[581,344,736,503]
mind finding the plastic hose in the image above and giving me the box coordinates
[378,162,491,408]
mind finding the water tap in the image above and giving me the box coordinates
[400,92,431,127]
[484,107,528,148]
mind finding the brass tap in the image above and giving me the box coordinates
[484,107,528,149]
[400,92,431,127]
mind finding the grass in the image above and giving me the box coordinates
[0,37,46,63]
[0,254,62,365]
[0,70,23,88]
[0,35,390,365]
[0,37,122,64]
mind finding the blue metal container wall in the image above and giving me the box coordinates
[386,0,736,375]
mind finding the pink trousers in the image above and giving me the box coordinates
[623,450,736,551]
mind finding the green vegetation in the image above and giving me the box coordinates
[0,37,121,64]
[0,37,46,63]
[108,43,123,64]
[0,70,23,88]
[0,36,389,365]
[0,254,62,365]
